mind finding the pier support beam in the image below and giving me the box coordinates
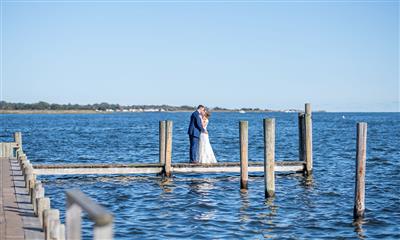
[298,113,305,162]
[159,121,166,165]
[37,197,51,227]
[264,118,275,198]
[14,132,22,150]
[239,121,248,189]
[304,103,313,176]
[354,122,367,219]
[164,120,173,177]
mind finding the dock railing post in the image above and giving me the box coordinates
[164,120,173,177]
[66,190,113,240]
[37,197,51,227]
[44,209,60,240]
[14,131,22,149]
[304,103,313,175]
[94,221,113,240]
[354,122,367,219]
[159,121,166,165]
[66,202,82,240]
[239,121,249,190]
[264,118,275,198]
[32,181,44,215]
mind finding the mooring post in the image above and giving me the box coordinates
[32,181,44,215]
[264,118,275,198]
[304,103,313,175]
[298,113,305,162]
[4,143,11,158]
[159,121,166,165]
[37,197,51,227]
[354,122,367,219]
[164,120,173,177]
[239,121,249,189]
[44,209,60,240]
[14,131,22,149]
[66,203,82,240]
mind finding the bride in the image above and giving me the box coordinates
[198,110,217,163]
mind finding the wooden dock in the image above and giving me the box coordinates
[0,103,372,240]
[33,161,305,176]
[0,156,44,240]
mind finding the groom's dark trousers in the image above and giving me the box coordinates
[188,110,206,163]
[189,136,199,163]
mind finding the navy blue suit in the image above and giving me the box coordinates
[187,110,206,162]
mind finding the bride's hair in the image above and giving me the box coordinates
[204,111,211,119]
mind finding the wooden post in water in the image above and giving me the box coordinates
[304,103,313,175]
[298,113,305,162]
[264,118,275,198]
[14,132,22,149]
[239,121,248,189]
[164,120,173,177]
[354,122,367,219]
[159,121,166,165]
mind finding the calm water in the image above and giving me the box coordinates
[1,112,399,239]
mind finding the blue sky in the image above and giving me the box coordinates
[1,0,399,111]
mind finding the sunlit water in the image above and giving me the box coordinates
[1,112,399,239]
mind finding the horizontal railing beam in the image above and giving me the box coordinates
[66,190,113,226]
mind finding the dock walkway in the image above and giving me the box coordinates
[0,157,44,240]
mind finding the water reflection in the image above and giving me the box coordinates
[303,174,314,188]
[158,177,174,193]
[239,190,250,223]
[189,179,217,221]
[261,196,278,238]
[353,218,366,239]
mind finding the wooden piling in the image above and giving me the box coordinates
[32,181,44,214]
[14,132,22,149]
[24,164,34,186]
[19,154,27,167]
[66,204,82,240]
[50,219,61,240]
[239,121,249,189]
[354,122,367,219]
[37,197,51,227]
[44,209,60,240]
[28,175,36,198]
[159,121,166,165]
[298,113,305,162]
[304,103,313,175]
[264,118,275,198]
[164,120,173,177]
[59,224,66,240]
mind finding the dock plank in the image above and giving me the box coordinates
[1,157,44,240]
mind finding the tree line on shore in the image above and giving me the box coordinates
[0,101,271,112]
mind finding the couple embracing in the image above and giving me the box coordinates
[187,105,217,163]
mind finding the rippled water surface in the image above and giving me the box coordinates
[1,112,399,239]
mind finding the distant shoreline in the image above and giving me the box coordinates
[0,109,308,114]
[0,101,329,114]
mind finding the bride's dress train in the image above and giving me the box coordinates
[198,119,217,163]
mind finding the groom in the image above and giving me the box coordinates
[187,105,207,163]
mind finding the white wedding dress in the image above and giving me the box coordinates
[198,119,217,163]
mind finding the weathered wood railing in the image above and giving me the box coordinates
[66,189,113,240]
[2,133,113,240]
